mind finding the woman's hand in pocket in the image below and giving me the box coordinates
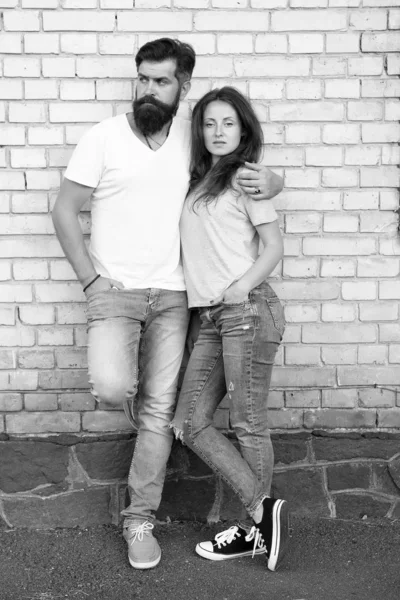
[84,276,124,299]
[219,280,250,305]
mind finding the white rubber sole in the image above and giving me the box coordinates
[128,553,161,569]
[196,543,265,561]
[267,499,289,572]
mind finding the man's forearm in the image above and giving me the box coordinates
[52,205,97,287]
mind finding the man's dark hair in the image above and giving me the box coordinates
[135,38,196,84]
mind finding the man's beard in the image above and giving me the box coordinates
[133,91,180,137]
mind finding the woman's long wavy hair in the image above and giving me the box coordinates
[189,87,263,207]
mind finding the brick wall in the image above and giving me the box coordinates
[1,1,399,437]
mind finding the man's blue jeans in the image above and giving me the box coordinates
[86,288,189,526]
[171,282,284,523]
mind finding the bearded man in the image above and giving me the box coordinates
[52,38,283,570]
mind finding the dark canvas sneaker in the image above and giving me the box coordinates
[254,497,289,572]
[123,521,161,569]
[195,525,266,561]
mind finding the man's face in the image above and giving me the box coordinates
[133,59,189,136]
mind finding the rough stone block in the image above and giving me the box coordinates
[157,477,215,523]
[327,463,370,491]
[3,488,112,528]
[272,432,310,465]
[75,439,134,481]
[313,432,400,461]
[388,455,400,490]
[0,441,69,493]
[271,468,329,516]
[334,493,391,519]
[373,463,400,496]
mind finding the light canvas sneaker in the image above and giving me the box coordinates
[123,521,161,569]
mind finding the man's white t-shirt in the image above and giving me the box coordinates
[64,113,191,290]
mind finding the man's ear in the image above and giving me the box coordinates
[180,80,191,101]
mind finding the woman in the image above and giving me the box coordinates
[170,87,289,571]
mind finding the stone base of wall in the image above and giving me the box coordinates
[1,431,399,528]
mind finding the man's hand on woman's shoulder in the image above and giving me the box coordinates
[237,162,283,201]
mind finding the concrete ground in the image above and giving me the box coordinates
[0,516,399,600]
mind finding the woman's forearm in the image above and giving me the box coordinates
[238,242,283,292]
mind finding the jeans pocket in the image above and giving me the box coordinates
[266,297,285,337]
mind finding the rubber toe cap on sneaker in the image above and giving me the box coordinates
[197,541,213,553]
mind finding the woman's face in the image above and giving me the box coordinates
[202,100,242,165]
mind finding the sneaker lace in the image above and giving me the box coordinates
[245,526,265,558]
[214,525,240,549]
[126,521,154,545]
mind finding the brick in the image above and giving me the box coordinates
[321,303,356,322]
[322,168,358,187]
[235,57,309,78]
[378,409,400,428]
[43,11,114,31]
[324,214,359,232]
[57,392,95,411]
[22,0,58,5]
[12,192,48,213]
[98,33,137,55]
[385,100,400,121]
[271,102,344,122]
[96,81,132,101]
[284,304,319,323]
[389,345,400,363]
[359,388,395,408]
[0,125,25,146]
[0,307,15,325]
[362,79,400,98]
[49,103,112,123]
[313,57,346,76]
[178,33,215,55]
[380,324,400,343]
[76,57,137,79]
[345,146,380,166]
[325,79,360,99]
[380,281,400,299]
[13,260,49,280]
[250,81,284,101]
[285,346,320,366]
[4,57,40,77]
[75,327,88,347]
[0,33,22,53]
[358,257,399,278]
[285,214,320,234]
[362,33,400,52]
[28,126,63,145]
[303,324,376,344]
[289,34,323,53]
[272,10,346,30]
[0,214,53,234]
[195,10,267,31]
[6,412,80,433]
[306,147,342,167]
[321,345,358,364]
[42,58,75,78]
[387,55,400,75]
[50,260,76,280]
[19,305,54,325]
[380,190,399,210]
[0,370,38,390]
[343,190,379,210]
[285,124,321,144]
[272,367,336,388]
[193,57,233,78]
[55,349,87,369]
[11,149,47,168]
[360,302,398,322]
[0,261,11,280]
[360,211,398,233]
[358,345,387,365]
[362,123,400,143]
[338,367,399,386]
[285,169,319,188]
[9,102,46,123]
[82,411,130,432]
[326,33,360,53]
[24,33,59,54]
[348,101,383,121]
[273,281,339,301]
[277,191,341,211]
[39,369,89,390]
[0,349,16,369]
[382,144,400,165]
[57,305,87,325]
[360,167,399,188]
[286,80,321,100]
[0,80,23,99]
[0,236,62,258]
[25,80,58,100]
[322,389,358,408]
[0,284,33,303]
[304,409,376,429]
[0,171,25,190]
[285,390,320,408]
[24,394,58,411]
[60,33,97,54]
[348,57,383,76]
[35,283,84,303]
[4,10,40,31]
[389,8,400,28]
[100,0,134,6]
[63,0,97,6]
[0,394,22,411]
[18,350,55,369]
[117,10,192,32]
[349,9,387,30]
[342,282,376,300]
[323,124,360,144]
[218,34,253,54]
[304,237,375,256]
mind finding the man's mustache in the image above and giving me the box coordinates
[135,95,170,112]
